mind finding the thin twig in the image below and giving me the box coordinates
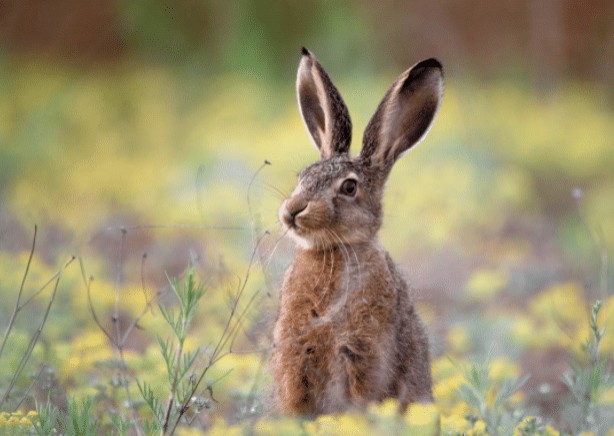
[161,325,187,434]
[120,290,166,347]
[166,234,266,435]
[80,258,114,344]
[113,228,147,436]
[14,364,47,411]
[0,269,61,408]
[113,228,127,349]
[246,160,272,239]
[0,225,37,360]
[140,253,154,314]
[19,256,76,309]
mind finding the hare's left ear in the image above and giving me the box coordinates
[360,58,443,169]
[296,47,352,159]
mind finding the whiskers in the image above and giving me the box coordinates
[323,229,364,300]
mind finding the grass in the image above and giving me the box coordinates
[0,59,613,434]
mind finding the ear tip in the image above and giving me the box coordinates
[406,58,444,83]
[417,58,443,73]
[301,47,311,57]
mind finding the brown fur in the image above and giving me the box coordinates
[272,48,444,415]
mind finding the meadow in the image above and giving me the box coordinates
[0,59,613,434]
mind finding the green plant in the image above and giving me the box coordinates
[60,398,99,436]
[34,397,102,436]
[136,264,258,435]
[562,300,613,435]
[34,400,60,436]
[458,361,529,436]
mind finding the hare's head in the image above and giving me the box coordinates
[280,48,443,249]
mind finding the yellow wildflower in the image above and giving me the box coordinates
[466,269,508,300]
[405,403,439,435]
[441,414,470,433]
[336,413,371,436]
[368,398,400,418]
[473,419,487,433]
[176,427,206,436]
[544,424,560,436]
[447,324,470,354]
[489,357,519,381]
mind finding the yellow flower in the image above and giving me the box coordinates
[511,315,537,346]
[315,414,338,433]
[441,414,470,433]
[433,373,465,404]
[255,417,307,436]
[207,418,243,436]
[544,424,560,436]
[405,403,439,435]
[529,282,587,325]
[466,269,509,300]
[473,419,487,433]
[432,356,460,380]
[336,413,371,436]
[176,427,206,436]
[447,324,470,354]
[368,398,400,418]
[60,329,115,382]
[489,357,519,381]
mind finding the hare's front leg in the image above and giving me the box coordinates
[273,321,335,414]
[337,335,382,406]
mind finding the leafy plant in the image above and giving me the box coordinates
[34,400,60,436]
[458,361,529,436]
[562,300,614,435]
[136,264,258,435]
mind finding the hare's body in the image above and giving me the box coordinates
[273,242,432,413]
[272,48,443,415]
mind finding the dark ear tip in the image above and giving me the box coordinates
[301,47,311,56]
[407,58,443,82]
[416,58,443,75]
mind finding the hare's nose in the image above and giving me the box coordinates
[283,201,307,228]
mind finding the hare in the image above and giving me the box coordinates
[271,47,443,415]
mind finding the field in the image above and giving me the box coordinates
[0,59,613,434]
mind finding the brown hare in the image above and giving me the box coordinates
[272,48,443,415]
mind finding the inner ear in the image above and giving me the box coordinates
[297,79,327,147]
[360,58,443,167]
[296,48,352,159]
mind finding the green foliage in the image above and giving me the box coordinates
[34,400,59,436]
[1,57,613,433]
[137,268,217,434]
[458,362,529,436]
[60,398,99,436]
[562,300,614,435]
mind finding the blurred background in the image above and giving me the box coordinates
[0,0,613,431]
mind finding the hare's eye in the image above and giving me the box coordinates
[339,179,357,197]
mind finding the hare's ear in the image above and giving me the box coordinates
[360,58,443,169]
[296,47,352,159]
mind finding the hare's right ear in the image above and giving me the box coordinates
[360,58,443,170]
[296,47,352,159]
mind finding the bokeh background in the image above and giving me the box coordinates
[1,1,613,433]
